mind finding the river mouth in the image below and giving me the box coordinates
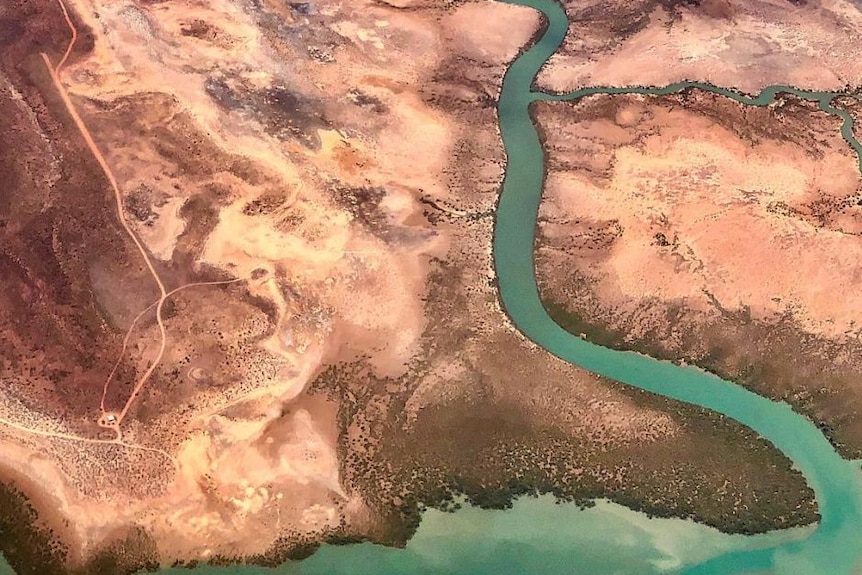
[142,497,813,575]
[493,0,862,573]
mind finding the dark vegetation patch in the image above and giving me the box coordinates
[288,3,312,15]
[76,526,159,575]
[422,56,495,112]
[346,88,387,113]
[123,185,160,223]
[329,185,392,240]
[307,257,818,550]
[173,192,220,268]
[255,86,329,147]
[572,1,652,41]
[242,192,287,216]
[0,17,25,46]
[205,77,329,148]
[537,260,862,458]
[204,77,244,111]
[672,89,833,156]
[311,359,818,547]
[172,529,368,572]
[0,479,67,575]
[178,19,228,44]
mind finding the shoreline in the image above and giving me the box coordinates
[0,463,70,575]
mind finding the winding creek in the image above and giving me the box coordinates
[4,1,862,574]
[494,0,862,572]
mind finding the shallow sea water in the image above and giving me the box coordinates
[1,497,806,575]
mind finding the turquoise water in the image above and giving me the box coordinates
[4,1,862,573]
[151,498,811,575]
[0,500,814,575]
[0,501,814,575]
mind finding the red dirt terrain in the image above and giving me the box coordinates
[0,0,156,433]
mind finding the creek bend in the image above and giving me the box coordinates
[494,0,862,573]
